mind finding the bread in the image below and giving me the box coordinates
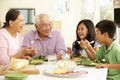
[9,58,29,70]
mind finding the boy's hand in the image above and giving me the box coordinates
[96,63,107,68]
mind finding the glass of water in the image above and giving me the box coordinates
[47,54,57,64]
[62,53,70,61]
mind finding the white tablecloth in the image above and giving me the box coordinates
[0,62,108,80]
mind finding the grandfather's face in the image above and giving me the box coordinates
[36,15,52,37]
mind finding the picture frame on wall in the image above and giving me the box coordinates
[11,8,35,24]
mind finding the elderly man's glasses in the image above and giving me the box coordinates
[40,23,52,28]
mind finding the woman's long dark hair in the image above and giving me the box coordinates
[74,19,96,50]
[2,9,20,28]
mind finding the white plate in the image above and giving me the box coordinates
[43,69,88,78]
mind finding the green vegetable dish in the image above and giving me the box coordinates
[75,59,96,66]
[75,56,106,66]
[29,56,48,65]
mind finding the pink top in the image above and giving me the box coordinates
[0,28,23,65]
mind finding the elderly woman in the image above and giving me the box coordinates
[0,9,36,65]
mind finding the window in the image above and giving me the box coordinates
[12,8,35,24]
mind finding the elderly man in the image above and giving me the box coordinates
[22,13,66,59]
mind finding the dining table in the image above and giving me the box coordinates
[0,62,108,80]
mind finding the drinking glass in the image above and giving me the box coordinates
[47,54,57,64]
[62,53,70,61]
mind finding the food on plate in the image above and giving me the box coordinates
[29,56,47,65]
[74,58,97,66]
[71,55,87,61]
[52,60,76,74]
[71,57,81,62]
[81,59,96,66]
[29,59,43,65]
[8,58,29,70]
[32,56,48,61]
[52,67,68,74]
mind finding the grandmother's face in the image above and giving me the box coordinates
[11,13,25,33]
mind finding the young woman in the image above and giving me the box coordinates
[0,9,36,65]
[71,19,100,57]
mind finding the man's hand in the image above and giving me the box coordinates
[56,53,62,60]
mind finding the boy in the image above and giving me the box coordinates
[86,20,120,80]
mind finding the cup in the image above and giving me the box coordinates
[62,53,70,61]
[47,54,57,64]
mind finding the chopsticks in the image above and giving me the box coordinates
[77,40,94,44]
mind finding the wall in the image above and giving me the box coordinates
[0,0,82,47]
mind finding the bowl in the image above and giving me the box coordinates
[5,73,28,80]
[57,60,76,72]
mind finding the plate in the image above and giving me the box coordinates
[5,73,27,80]
[81,59,96,66]
[43,69,88,78]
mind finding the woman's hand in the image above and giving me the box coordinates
[11,46,37,59]
[80,39,88,49]
[80,39,92,49]
[22,46,37,57]
[22,55,32,60]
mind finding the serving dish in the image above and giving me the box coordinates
[43,69,88,78]
[5,73,27,80]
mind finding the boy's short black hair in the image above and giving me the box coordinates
[95,20,116,38]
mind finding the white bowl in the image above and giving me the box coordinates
[57,60,76,72]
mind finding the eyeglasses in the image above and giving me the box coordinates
[40,23,52,28]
